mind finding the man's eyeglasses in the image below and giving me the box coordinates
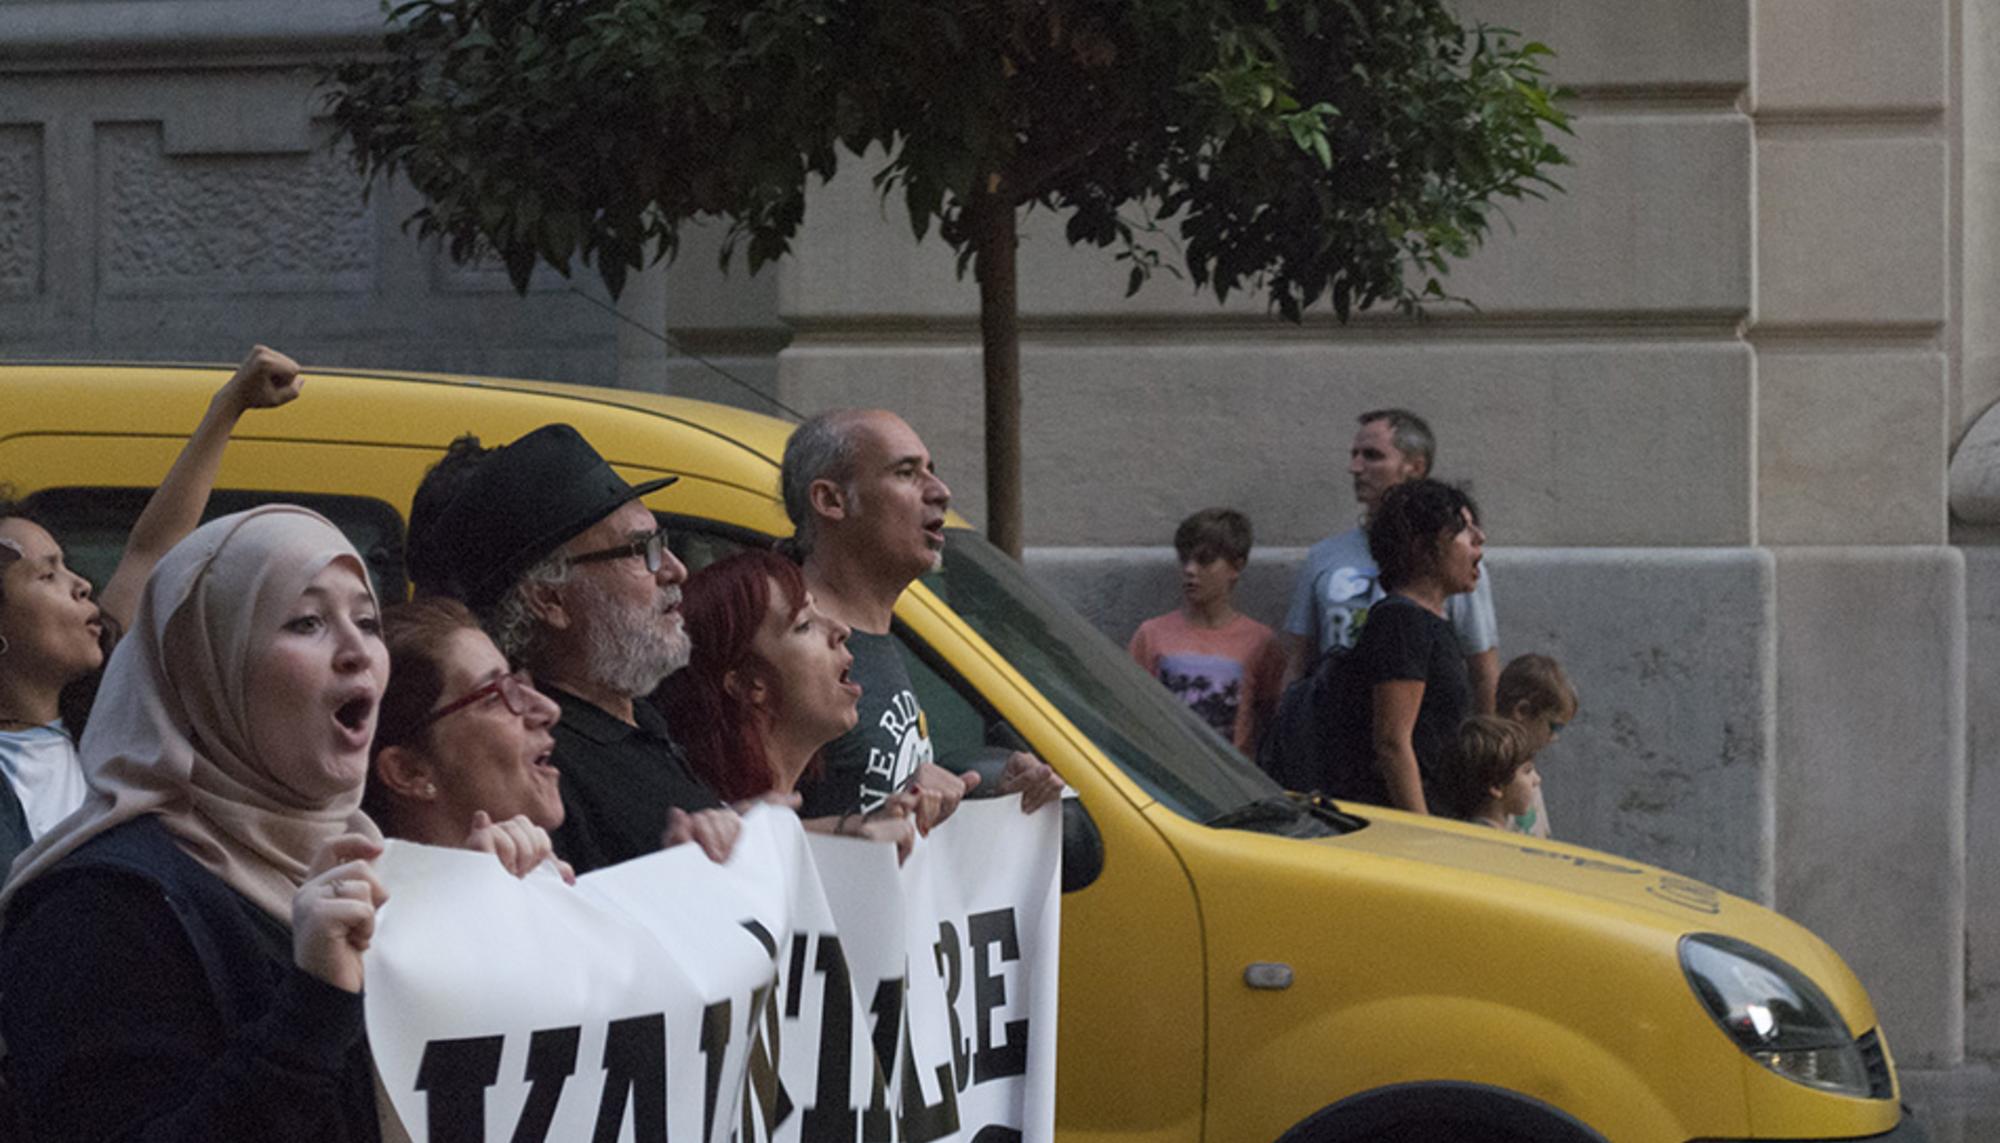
[422,670,539,728]
[570,527,670,574]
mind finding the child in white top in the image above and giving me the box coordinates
[1496,653,1579,838]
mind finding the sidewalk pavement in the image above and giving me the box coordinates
[1901,1066,2000,1142]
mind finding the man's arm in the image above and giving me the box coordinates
[1465,647,1499,715]
[1279,632,1314,689]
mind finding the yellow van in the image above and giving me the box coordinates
[1,363,1924,1143]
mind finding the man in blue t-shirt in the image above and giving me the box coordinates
[1280,408,1501,711]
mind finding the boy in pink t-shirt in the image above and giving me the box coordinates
[1129,508,1285,754]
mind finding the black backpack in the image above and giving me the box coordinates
[1257,646,1356,794]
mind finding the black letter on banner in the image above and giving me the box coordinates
[414,1034,504,1143]
[510,1026,581,1143]
[861,979,902,1142]
[970,1129,1023,1143]
[802,934,857,1142]
[742,981,795,1137]
[699,1000,731,1143]
[933,921,971,1091]
[591,1014,667,1143]
[786,932,811,1018]
[742,918,780,960]
[898,991,961,1143]
[969,909,1028,1082]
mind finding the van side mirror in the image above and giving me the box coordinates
[1061,797,1104,894]
[942,747,1102,893]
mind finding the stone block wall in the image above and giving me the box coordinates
[0,0,624,381]
[1029,546,1780,901]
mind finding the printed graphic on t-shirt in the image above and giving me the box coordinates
[1154,652,1246,738]
[1320,564,1377,649]
[858,689,932,813]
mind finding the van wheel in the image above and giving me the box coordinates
[1277,1082,1610,1143]
[1320,1122,1533,1143]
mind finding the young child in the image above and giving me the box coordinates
[1445,715,1541,830]
[1129,508,1285,754]
[1496,653,1579,838]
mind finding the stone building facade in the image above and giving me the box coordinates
[0,0,1989,1066]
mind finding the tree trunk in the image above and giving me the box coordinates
[973,200,1023,558]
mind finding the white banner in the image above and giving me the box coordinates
[364,799,1060,1143]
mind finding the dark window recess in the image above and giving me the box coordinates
[1856,1029,1894,1100]
[25,487,410,604]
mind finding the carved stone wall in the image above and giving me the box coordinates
[0,0,624,381]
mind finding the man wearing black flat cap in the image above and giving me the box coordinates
[418,423,738,873]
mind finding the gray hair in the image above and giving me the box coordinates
[484,546,574,662]
[779,409,869,559]
[1358,407,1436,473]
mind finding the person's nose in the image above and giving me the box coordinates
[1181,557,1200,578]
[332,619,373,672]
[654,548,689,587]
[925,470,952,507]
[70,571,92,601]
[523,683,560,729]
[828,615,851,647]
[1348,452,1366,475]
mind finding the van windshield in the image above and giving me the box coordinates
[921,528,1283,822]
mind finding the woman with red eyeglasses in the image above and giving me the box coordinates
[365,596,574,881]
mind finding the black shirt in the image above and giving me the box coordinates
[796,632,932,818]
[1324,593,1471,807]
[542,683,723,874]
[2,816,376,1143]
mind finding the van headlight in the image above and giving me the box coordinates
[1680,933,1870,1096]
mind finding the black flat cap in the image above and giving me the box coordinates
[426,423,675,610]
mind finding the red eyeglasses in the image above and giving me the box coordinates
[421,670,539,728]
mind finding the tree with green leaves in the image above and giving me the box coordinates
[331,0,1568,556]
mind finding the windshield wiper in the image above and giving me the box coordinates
[1205,794,1357,838]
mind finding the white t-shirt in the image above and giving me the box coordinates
[0,721,86,839]
[1282,524,1498,656]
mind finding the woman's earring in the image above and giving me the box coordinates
[422,781,437,797]
[0,634,9,656]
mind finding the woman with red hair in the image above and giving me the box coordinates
[657,550,915,856]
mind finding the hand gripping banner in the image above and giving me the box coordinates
[364,800,1061,1143]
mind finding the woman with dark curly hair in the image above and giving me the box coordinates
[1322,478,1485,814]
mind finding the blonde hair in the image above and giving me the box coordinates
[1498,653,1578,720]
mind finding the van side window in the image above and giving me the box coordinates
[22,487,409,603]
[892,623,1032,770]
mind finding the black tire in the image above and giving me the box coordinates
[1277,1082,1609,1143]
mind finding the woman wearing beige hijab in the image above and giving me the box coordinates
[0,506,552,1141]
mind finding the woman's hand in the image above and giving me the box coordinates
[834,790,918,863]
[907,762,976,834]
[852,814,917,863]
[218,345,302,416]
[663,806,744,863]
[292,833,388,994]
[465,810,575,884]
